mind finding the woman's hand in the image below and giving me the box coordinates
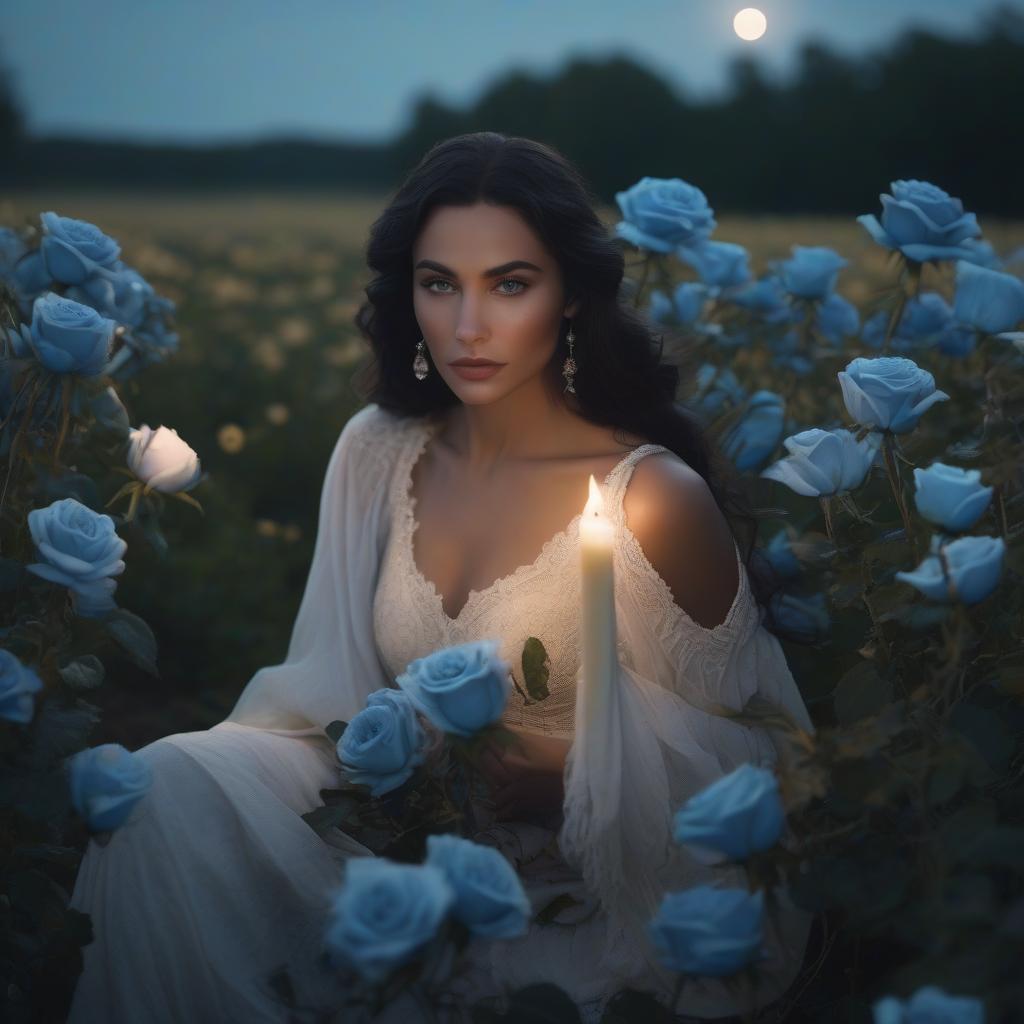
[475,727,572,824]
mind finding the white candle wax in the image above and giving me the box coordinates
[579,475,618,731]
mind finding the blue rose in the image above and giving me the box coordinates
[912,463,993,533]
[862,294,975,358]
[425,834,531,939]
[337,688,426,797]
[775,246,847,300]
[896,534,1006,606]
[647,289,675,326]
[953,260,1024,335]
[761,427,881,497]
[0,650,44,725]
[648,885,765,977]
[29,292,116,376]
[673,763,784,863]
[838,356,949,434]
[677,240,751,289]
[768,592,831,644]
[26,498,127,618]
[767,331,814,376]
[396,639,511,738]
[646,283,710,327]
[721,390,785,473]
[872,984,985,1024]
[40,212,121,285]
[762,530,801,582]
[68,262,155,329]
[673,282,710,324]
[692,363,746,421]
[816,293,860,344]
[67,742,154,832]
[959,238,1003,270]
[324,858,454,984]
[857,180,982,264]
[614,177,716,253]
[729,275,792,321]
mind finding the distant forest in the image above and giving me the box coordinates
[2,5,1022,215]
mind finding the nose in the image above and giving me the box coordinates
[453,294,486,345]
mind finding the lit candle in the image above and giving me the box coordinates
[578,475,617,731]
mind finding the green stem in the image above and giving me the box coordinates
[632,253,653,310]
[881,432,917,561]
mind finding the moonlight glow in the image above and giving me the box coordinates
[733,8,768,41]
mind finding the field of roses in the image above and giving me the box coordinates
[0,182,1022,1023]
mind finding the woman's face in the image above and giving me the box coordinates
[411,202,579,404]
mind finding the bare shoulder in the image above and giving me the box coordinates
[621,452,739,630]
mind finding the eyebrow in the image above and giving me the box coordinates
[414,259,544,278]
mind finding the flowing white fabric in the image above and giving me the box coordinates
[67,402,816,1023]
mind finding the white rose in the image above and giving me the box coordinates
[127,424,201,493]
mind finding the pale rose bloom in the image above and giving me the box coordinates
[127,424,201,493]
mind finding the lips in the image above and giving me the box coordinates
[451,360,503,367]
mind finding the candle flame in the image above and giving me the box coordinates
[584,474,605,517]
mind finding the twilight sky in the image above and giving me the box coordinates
[0,0,1016,143]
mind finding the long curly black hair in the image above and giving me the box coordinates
[351,131,789,636]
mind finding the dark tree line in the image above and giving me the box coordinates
[3,5,1023,214]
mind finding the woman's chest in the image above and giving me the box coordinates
[408,447,631,623]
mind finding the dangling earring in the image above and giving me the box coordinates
[413,337,430,380]
[561,324,577,394]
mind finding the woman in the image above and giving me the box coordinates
[68,132,815,1023]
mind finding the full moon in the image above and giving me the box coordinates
[733,7,768,41]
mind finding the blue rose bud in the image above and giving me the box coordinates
[692,363,746,421]
[857,180,982,264]
[26,498,127,618]
[69,262,155,329]
[29,292,116,376]
[40,212,121,285]
[775,246,847,300]
[0,650,44,725]
[816,293,860,344]
[677,240,751,289]
[768,592,831,644]
[872,984,985,1024]
[672,281,710,324]
[761,427,881,497]
[838,356,949,434]
[762,530,802,582]
[647,289,675,326]
[324,858,454,984]
[912,463,993,533]
[953,260,1024,336]
[67,742,154,832]
[729,275,791,320]
[425,834,531,938]
[673,763,785,863]
[648,885,765,977]
[614,177,716,253]
[896,534,1006,606]
[396,639,511,738]
[721,390,785,472]
[337,688,426,797]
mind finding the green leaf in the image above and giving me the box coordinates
[301,801,360,837]
[57,655,105,692]
[104,609,159,676]
[325,720,347,745]
[833,660,893,726]
[521,636,550,701]
[28,698,101,771]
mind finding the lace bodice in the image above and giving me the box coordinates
[372,415,758,738]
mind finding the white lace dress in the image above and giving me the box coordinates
[67,404,815,1024]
